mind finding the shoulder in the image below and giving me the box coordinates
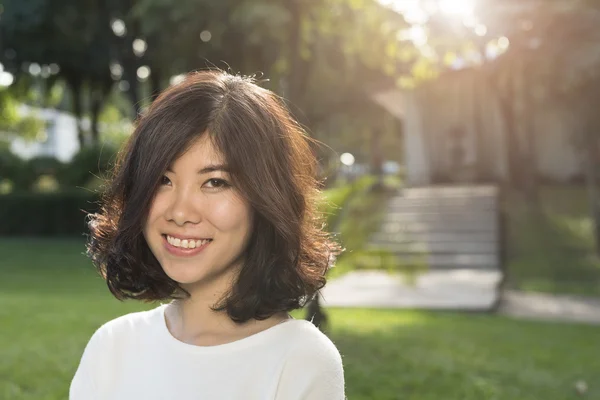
[274,320,345,399]
[284,320,343,367]
[86,305,164,350]
[71,305,166,398]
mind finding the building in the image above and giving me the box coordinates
[372,66,586,186]
[9,105,80,162]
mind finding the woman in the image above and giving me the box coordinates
[70,70,345,399]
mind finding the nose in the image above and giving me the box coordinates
[165,186,202,226]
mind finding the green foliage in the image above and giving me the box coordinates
[28,155,64,176]
[337,182,389,250]
[322,176,414,280]
[0,0,114,145]
[0,151,22,180]
[0,147,114,237]
[26,156,64,193]
[0,90,21,128]
[0,146,117,193]
[98,104,132,147]
[507,186,600,296]
[0,0,416,162]
[32,174,60,193]
[320,179,363,228]
[0,90,45,141]
[0,151,36,191]
[14,114,45,141]
[57,145,118,188]
[0,191,100,236]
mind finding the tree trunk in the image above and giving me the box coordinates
[90,79,113,146]
[305,293,328,332]
[521,59,539,206]
[486,45,529,189]
[285,0,313,127]
[69,79,85,149]
[150,65,162,102]
[287,0,303,106]
[584,132,600,256]
[90,89,101,146]
[371,127,384,187]
[473,68,492,182]
[492,68,521,188]
[120,7,142,118]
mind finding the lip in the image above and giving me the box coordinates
[162,235,212,257]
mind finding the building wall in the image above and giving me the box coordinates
[403,67,582,185]
[403,90,430,185]
[533,104,582,181]
[10,106,80,162]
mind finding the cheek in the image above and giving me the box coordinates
[144,197,166,233]
[208,196,252,232]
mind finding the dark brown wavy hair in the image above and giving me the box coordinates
[87,70,339,323]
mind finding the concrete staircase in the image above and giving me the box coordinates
[370,185,502,271]
[321,185,505,310]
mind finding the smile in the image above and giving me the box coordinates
[166,235,211,249]
[162,235,212,257]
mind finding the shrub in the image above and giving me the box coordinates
[0,190,100,236]
[0,151,36,191]
[32,174,61,193]
[29,155,64,176]
[58,145,118,188]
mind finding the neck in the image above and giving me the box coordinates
[164,292,291,347]
[167,283,238,340]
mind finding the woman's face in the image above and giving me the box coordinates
[143,135,253,296]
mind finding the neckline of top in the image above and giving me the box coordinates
[155,303,306,354]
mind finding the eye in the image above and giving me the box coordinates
[204,178,230,189]
[160,175,172,186]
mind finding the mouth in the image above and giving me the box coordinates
[161,234,213,257]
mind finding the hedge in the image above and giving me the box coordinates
[0,191,101,236]
[0,146,118,191]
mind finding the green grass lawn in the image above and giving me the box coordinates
[1,238,599,400]
[506,185,600,296]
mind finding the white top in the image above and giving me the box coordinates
[70,304,345,400]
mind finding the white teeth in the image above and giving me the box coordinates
[166,235,210,249]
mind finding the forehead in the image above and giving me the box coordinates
[170,135,224,168]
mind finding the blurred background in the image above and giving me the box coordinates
[1,0,600,399]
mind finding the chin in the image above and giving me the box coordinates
[162,265,208,286]
[162,260,239,293]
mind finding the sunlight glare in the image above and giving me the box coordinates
[475,24,487,36]
[409,25,428,47]
[136,66,151,81]
[0,71,14,87]
[439,0,475,17]
[498,36,510,50]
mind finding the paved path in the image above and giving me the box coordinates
[321,269,502,310]
[499,290,600,325]
[320,270,600,325]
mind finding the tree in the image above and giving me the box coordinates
[0,0,115,147]
[475,0,600,251]
[127,0,412,169]
[533,2,600,254]
[0,89,45,143]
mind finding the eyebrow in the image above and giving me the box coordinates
[166,164,230,174]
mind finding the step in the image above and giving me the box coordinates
[370,240,499,254]
[371,231,499,243]
[387,252,500,269]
